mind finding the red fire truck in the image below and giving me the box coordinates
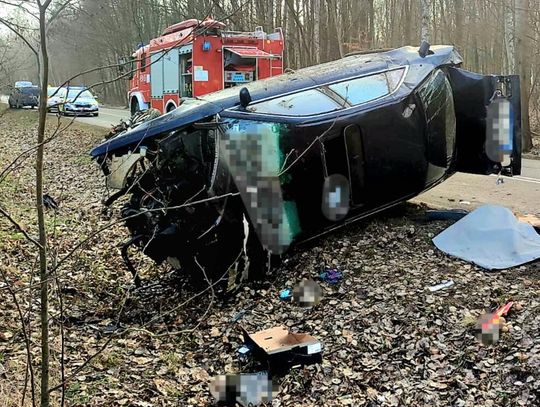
[127,18,284,115]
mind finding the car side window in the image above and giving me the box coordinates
[329,73,388,105]
[247,88,342,116]
[328,68,405,106]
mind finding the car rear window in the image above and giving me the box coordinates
[20,87,39,95]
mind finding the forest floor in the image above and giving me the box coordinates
[0,108,539,407]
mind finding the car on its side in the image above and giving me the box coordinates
[8,86,40,109]
[90,44,522,287]
[58,87,99,116]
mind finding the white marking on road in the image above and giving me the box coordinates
[490,174,540,185]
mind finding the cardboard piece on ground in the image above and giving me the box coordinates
[247,326,320,355]
[240,325,323,373]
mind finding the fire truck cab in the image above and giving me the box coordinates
[128,18,284,115]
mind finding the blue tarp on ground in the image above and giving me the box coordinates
[433,205,540,269]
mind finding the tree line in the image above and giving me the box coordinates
[1,0,538,140]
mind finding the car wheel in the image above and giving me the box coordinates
[94,113,99,117]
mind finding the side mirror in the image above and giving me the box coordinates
[239,87,251,109]
[118,57,126,73]
[418,41,433,58]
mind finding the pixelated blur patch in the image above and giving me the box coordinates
[475,312,501,345]
[292,279,322,307]
[486,97,513,166]
[209,373,278,406]
[220,120,300,254]
[322,174,350,221]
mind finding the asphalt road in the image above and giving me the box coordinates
[412,158,540,216]
[63,106,131,128]
[0,96,130,128]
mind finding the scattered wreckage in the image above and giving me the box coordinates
[90,44,522,287]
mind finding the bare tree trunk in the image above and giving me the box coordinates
[515,0,533,151]
[454,0,464,50]
[420,0,430,43]
[314,0,321,63]
[37,1,51,406]
[367,0,374,47]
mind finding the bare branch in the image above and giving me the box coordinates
[0,205,43,249]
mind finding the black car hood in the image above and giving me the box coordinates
[90,98,223,157]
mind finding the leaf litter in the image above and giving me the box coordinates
[0,109,539,406]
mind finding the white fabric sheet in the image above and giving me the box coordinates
[433,205,540,269]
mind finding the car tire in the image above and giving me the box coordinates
[94,113,99,117]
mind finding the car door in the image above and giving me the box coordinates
[448,67,522,176]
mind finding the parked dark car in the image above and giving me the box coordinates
[90,44,522,287]
[9,86,40,109]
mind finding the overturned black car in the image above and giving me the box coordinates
[91,45,521,287]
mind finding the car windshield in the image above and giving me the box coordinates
[47,88,59,97]
[67,89,94,99]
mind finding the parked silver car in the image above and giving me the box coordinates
[58,87,99,116]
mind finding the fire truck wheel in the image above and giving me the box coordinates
[130,99,139,116]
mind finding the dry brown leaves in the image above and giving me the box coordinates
[0,109,539,406]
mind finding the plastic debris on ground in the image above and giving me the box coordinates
[427,279,455,292]
[319,267,343,284]
[433,205,540,269]
[278,288,292,300]
[425,209,469,221]
[231,309,248,323]
[237,345,252,363]
[240,325,323,374]
[475,301,514,345]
